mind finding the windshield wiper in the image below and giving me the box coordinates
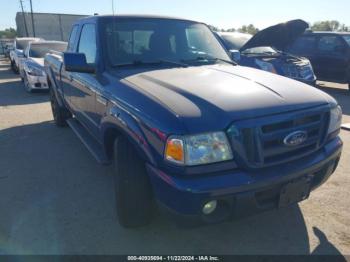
[212,57,237,66]
[112,59,188,68]
[158,59,189,67]
[182,56,237,66]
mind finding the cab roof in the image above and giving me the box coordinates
[75,14,200,25]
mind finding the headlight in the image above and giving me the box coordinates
[299,63,315,80]
[25,64,44,76]
[328,106,342,135]
[165,132,233,166]
[255,59,277,74]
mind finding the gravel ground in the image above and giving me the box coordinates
[0,56,349,256]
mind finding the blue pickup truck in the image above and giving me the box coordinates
[45,15,343,228]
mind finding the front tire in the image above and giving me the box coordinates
[49,86,71,127]
[113,136,153,228]
[23,74,32,93]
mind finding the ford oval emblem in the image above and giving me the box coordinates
[283,131,308,147]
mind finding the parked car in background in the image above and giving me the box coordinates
[216,20,317,86]
[286,31,350,91]
[10,37,42,73]
[4,43,14,59]
[0,39,13,58]
[20,41,67,92]
[45,15,342,228]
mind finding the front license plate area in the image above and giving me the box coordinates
[279,177,311,208]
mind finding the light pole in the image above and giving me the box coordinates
[29,0,35,37]
[19,0,29,37]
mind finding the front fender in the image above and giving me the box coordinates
[46,66,65,107]
[101,104,157,166]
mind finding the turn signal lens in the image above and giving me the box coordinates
[165,138,184,164]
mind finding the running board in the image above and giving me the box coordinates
[67,118,111,165]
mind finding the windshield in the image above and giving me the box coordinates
[219,34,252,50]
[29,43,67,58]
[103,19,230,67]
[16,40,32,50]
[242,46,277,54]
[343,35,350,46]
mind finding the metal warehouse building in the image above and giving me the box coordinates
[16,12,87,41]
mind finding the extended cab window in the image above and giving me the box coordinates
[78,24,97,64]
[317,36,346,54]
[288,36,316,54]
[67,25,79,52]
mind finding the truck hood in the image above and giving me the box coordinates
[240,19,309,51]
[122,64,333,133]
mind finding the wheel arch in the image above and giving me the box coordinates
[46,66,65,107]
[101,109,157,166]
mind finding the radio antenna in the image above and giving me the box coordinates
[112,0,115,15]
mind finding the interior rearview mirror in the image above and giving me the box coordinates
[63,52,95,73]
[229,49,241,63]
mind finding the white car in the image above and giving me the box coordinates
[10,37,42,73]
[21,41,67,92]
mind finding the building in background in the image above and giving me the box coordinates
[16,12,87,41]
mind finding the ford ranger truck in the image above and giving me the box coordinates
[44,15,343,228]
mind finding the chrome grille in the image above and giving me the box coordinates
[228,106,330,168]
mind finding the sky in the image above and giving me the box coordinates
[1,0,350,30]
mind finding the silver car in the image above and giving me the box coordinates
[21,41,67,92]
[10,37,42,73]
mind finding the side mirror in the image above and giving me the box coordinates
[229,49,241,63]
[63,52,95,73]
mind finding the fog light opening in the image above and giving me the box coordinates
[202,200,217,215]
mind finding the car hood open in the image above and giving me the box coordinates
[122,64,334,133]
[240,19,309,51]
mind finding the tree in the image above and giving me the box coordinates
[0,28,17,39]
[207,25,220,32]
[311,20,349,32]
[238,24,259,35]
[339,24,350,32]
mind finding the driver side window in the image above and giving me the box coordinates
[317,36,345,54]
[78,24,97,64]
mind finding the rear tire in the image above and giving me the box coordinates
[49,86,71,127]
[113,136,153,228]
[10,60,16,73]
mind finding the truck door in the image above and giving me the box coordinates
[313,35,348,83]
[69,23,101,137]
[61,25,79,111]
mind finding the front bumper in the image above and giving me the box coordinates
[26,73,48,90]
[147,137,342,226]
